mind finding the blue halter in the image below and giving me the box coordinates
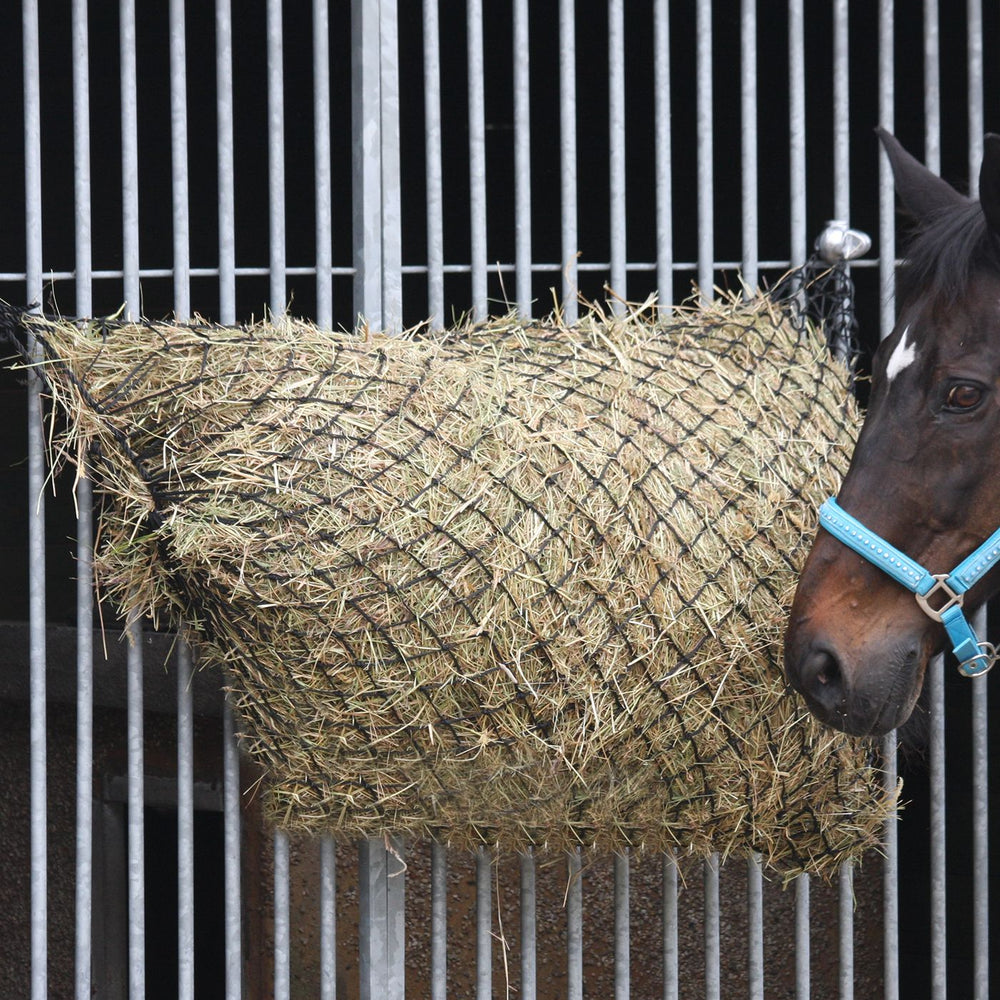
[818,497,1000,677]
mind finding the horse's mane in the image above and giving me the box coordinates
[898,198,1000,305]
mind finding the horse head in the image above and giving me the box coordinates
[785,129,1000,736]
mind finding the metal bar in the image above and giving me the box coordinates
[73,0,93,315]
[653,0,672,310]
[170,0,190,319]
[216,0,236,324]
[320,837,337,1000]
[520,852,537,1000]
[882,729,900,1000]
[614,852,630,1000]
[967,0,983,182]
[513,0,532,317]
[379,0,402,331]
[223,701,242,1000]
[274,831,291,1000]
[796,874,810,1000]
[467,0,487,320]
[177,642,195,1000]
[127,616,145,1000]
[832,0,850,224]
[972,617,989,999]
[696,0,713,300]
[662,855,678,1000]
[431,842,447,1000]
[567,849,583,1000]
[704,854,720,1000]
[748,855,764,1000]
[422,0,444,328]
[314,0,333,330]
[838,862,854,1000]
[559,0,578,323]
[740,0,758,290]
[608,0,626,309]
[267,0,286,316]
[878,0,895,340]
[120,0,140,316]
[923,0,940,174]
[477,846,492,1000]
[359,838,406,1000]
[928,656,946,1000]
[788,0,806,268]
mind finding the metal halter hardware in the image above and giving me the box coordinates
[818,498,1000,677]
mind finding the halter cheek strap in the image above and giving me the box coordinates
[818,497,1000,677]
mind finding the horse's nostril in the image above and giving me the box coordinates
[796,647,847,714]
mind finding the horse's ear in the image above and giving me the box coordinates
[978,134,1000,235]
[876,126,967,222]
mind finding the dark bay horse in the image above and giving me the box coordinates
[785,129,1000,737]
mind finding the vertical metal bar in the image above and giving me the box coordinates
[747,856,764,1000]
[422,0,444,328]
[662,854,678,1000]
[788,0,806,268]
[967,0,983,178]
[320,837,337,1000]
[614,852,630,1000]
[177,643,195,1000]
[23,2,46,995]
[352,0,383,328]
[513,0,532,318]
[878,0,895,340]
[796,874,810,1000]
[314,0,333,330]
[923,0,940,175]
[127,617,145,1000]
[838,863,854,1000]
[431,842,447,1000]
[882,730,899,1000]
[928,656,946,1000]
[223,701,242,1000]
[379,0,402,331]
[476,846,492,1000]
[520,852,537,1000]
[832,0,850,224]
[653,0,672,310]
[740,0,758,290]
[359,838,406,1000]
[216,0,236,324]
[567,848,583,1000]
[695,0,713,301]
[608,0,626,309]
[274,831,291,1000]
[170,0,190,319]
[559,0,578,323]
[267,0,286,316]
[704,854,720,1000]
[120,0,140,317]
[972,618,989,1000]
[467,0,487,321]
[73,0,93,316]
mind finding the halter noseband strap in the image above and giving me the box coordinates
[818,497,1000,677]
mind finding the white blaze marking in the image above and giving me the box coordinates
[886,324,917,382]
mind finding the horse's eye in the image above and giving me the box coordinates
[945,383,984,411]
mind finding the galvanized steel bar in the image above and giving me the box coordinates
[513,0,532,317]
[608,0,626,309]
[170,0,190,319]
[379,0,402,331]
[223,701,243,1000]
[358,838,406,1000]
[567,848,583,1000]
[838,862,854,1000]
[476,846,492,1000]
[274,831,291,1000]
[559,0,578,323]
[704,854,720,1000]
[177,642,195,1000]
[614,852,630,1000]
[663,854,678,1000]
[695,0,713,300]
[216,0,236,324]
[972,616,989,999]
[928,655,946,1000]
[73,0,93,314]
[796,874,810,1000]
[467,0,487,321]
[321,836,337,1000]
[747,855,764,1000]
[832,0,850,224]
[267,0,287,316]
[878,0,895,339]
[431,842,447,1000]
[740,0,758,290]
[653,0,672,309]
[520,852,537,1000]
[883,729,900,1000]
[788,0,806,268]
[967,0,983,169]
[422,0,444,328]
[314,0,333,330]
[923,0,940,174]
[120,0,140,316]
[127,616,146,1000]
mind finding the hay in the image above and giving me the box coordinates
[1,295,895,877]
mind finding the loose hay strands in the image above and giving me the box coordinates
[0,295,896,877]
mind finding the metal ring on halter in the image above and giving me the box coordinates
[957,641,998,678]
[914,573,964,623]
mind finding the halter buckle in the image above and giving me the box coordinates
[914,574,964,623]
[958,642,998,677]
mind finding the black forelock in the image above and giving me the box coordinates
[897,198,1000,306]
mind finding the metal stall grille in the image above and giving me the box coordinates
[1,2,998,998]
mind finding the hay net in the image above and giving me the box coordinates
[0,287,894,878]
